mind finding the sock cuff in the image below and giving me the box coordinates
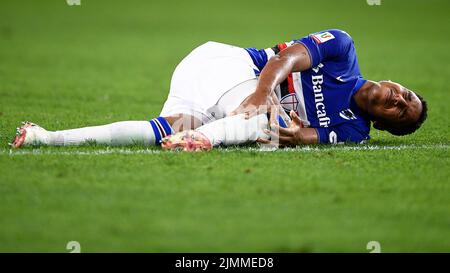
[149,117,173,145]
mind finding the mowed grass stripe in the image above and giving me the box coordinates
[1,144,448,156]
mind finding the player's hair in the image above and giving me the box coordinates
[386,93,428,136]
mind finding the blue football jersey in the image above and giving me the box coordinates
[245,29,371,144]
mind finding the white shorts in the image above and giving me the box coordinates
[159,41,259,124]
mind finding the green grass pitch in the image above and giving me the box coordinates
[0,0,449,252]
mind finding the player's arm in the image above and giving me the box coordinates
[232,43,312,115]
[255,43,312,98]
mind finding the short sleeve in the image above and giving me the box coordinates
[294,29,354,68]
[315,122,370,144]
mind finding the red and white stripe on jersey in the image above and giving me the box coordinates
[292,71,309,126]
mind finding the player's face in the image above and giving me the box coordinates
[367,81,422,129]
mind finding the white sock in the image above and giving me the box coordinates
[47,118,172,146]
[196,113,269,146]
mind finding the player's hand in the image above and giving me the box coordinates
[230,91,268,118]
[257,110,304,146]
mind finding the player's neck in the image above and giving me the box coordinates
[353,80,377,115]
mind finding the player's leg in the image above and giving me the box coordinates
[11,80,204,148]
[10,113,204,148]
[11,117,165,148]
[160,80,273,151]
[160,79,290,151]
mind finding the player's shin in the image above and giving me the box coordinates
[49,118,172,146]
[196,113,270,146]
[13,117,173,147]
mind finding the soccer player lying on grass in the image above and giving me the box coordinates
[11,29,427,150]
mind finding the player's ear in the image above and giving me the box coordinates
[373,120,386,131]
